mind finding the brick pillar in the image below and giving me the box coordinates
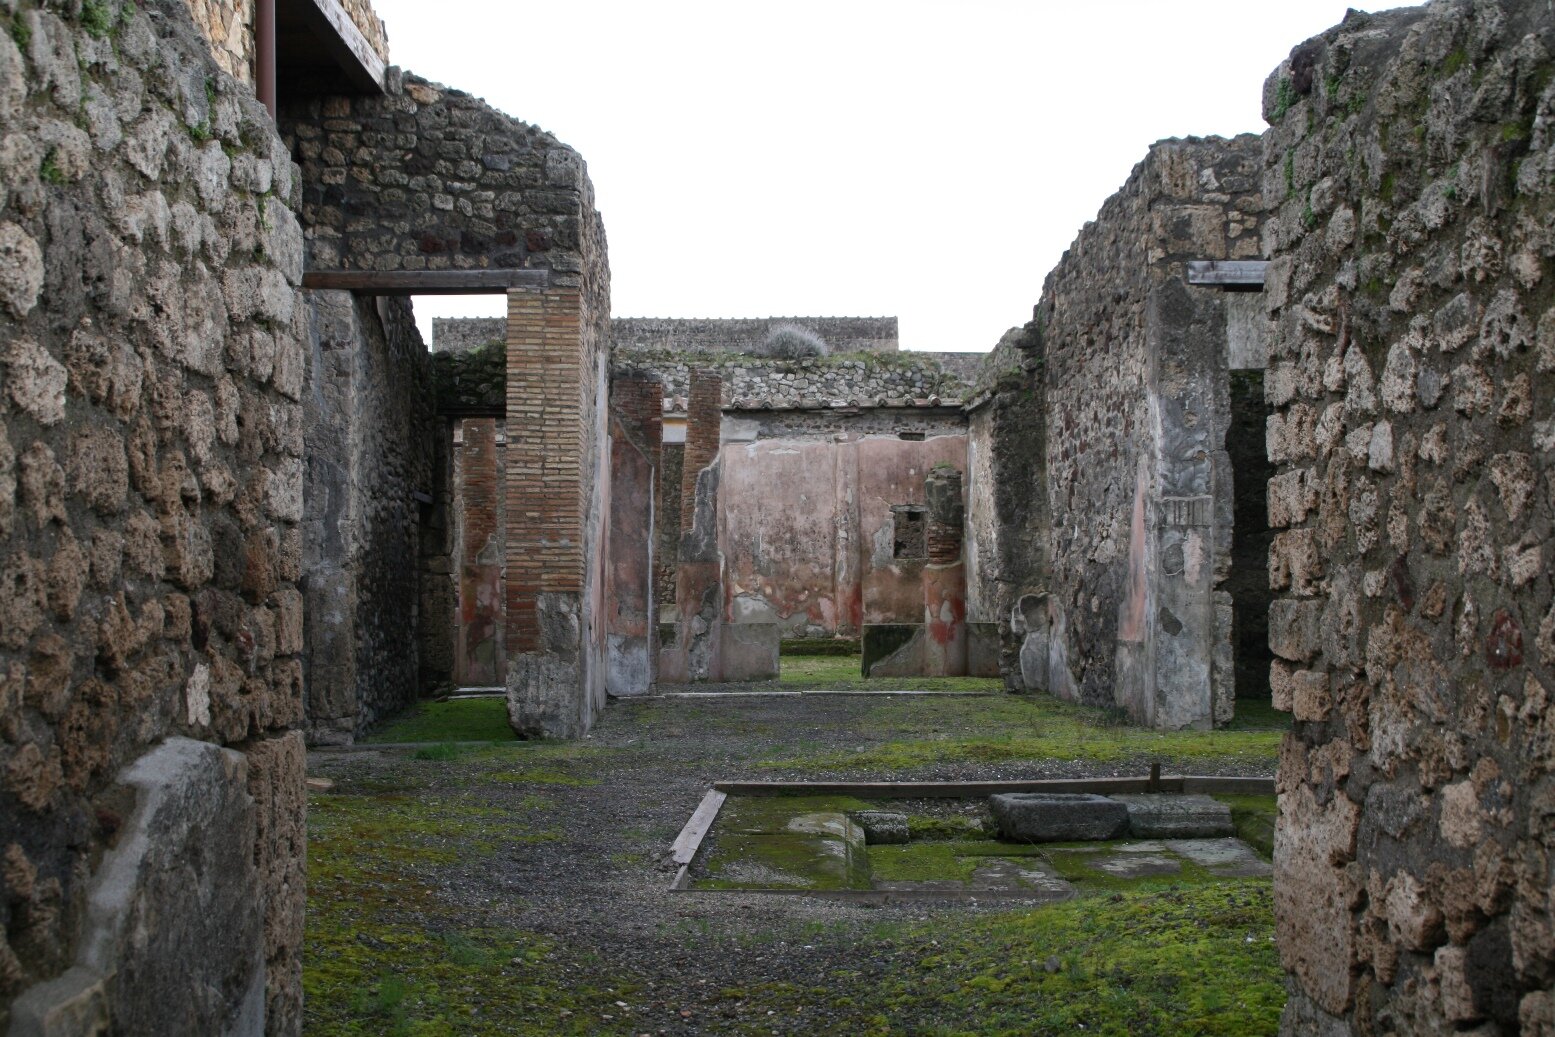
[680,370,722,529]
[611,376,664,452]
[455,418,505,686]
[504,288,583,654]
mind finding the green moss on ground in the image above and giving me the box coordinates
[758,694,1282,772]
[366,697,516,744]
[306,788,628,1035]
[1216,794,1278,858]
[779,653,1002,692]
[869,881,1282,1035]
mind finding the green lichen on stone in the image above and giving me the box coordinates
[431,339,506,412]
[79,0,118,38]
[1271,77,1296,123]
[38,149,65,185]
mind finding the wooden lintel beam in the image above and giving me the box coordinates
[1187,260,1269,287]
[296,0,386,93]
[302,268,550,295]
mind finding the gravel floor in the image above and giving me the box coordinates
[306,692,1280,1035]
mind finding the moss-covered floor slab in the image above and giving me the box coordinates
[689,794,1274,897]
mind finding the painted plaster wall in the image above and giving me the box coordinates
[716,434,967,639]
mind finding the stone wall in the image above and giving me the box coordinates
[301,291,433,744]
[1021,135,1263,729]
[615,346,970,408]
[612,316,898,355]
[432,315,502,354]
[722,405,966,443]
[1261,3,1555,1031]
[432,338,503,414]
[281,73,596,284]
[0,0,306,1030]
[967,327,1048,687]
[280,69,612,738]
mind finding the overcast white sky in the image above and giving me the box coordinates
[371,1,1400,352]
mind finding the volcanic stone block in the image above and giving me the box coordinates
[1110,793,1235,838]
[988,793,1130,842]
[852,810,910,845]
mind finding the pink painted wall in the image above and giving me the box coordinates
[717,434,967,637]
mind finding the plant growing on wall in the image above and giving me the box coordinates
[759,324,829,359]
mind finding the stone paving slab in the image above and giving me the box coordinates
[1110,793,1235,838]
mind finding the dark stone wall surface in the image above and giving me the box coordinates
[966,325,1048,687]
[0,0,307,1030]
[279,72,594,284]
[1260,2,1555,1031]
[300,291,434,745]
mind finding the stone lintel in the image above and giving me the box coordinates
[1186,260,1268,287]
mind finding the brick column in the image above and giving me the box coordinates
[680,371,722,529]
[504,288,584,655]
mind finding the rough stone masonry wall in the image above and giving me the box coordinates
[282,72,595,282]
[612,316,898,355]
[614,347,970,408]
[1262,3,1555,1033]
[967,326,1048,687]
[0,0,307,1032]
[1033,134,1262,725]
[301,291,433,744]
[279,70,611,738]
[1032,136,1262,721]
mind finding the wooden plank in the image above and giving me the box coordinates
[1187,260,1269,287]
[300,0,385,92]
[1180,775,1277,795]
[711,777,1185,799]
[670,790,726,866]
[302,269,550,295]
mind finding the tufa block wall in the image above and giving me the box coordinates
[611,316,898,355]
[0,0,308,1030]
[1262,2,1555,1032]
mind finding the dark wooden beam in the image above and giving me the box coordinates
[302,269,550,295]
[278,0,386,94]
[1187,260,1269,287]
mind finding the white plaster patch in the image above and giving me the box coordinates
[185,663,211,728]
